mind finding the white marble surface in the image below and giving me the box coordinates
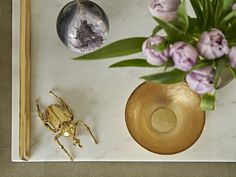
[12,0,236,162]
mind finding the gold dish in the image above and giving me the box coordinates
[125,82,205,154]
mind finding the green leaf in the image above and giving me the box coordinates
[225,22,236,39]
[217,0,235,28]
[153,17,185,41]
[155,41,168,52]
[213,0,223,16]
[73,37,147,60]
[213,0,224,26]
[141,69,186,84]
[202,0,213,30]
[152,26,162,36]
[192,60,213,70]
[200,93,215,111]
[190,0,204,29]
[226,23,236,39]
[228,39,236,47]
[109,59,157,68]
[188,17,199,33]
[214,58,228,88]
[212,60,217,70]
[177,0,189,32]
[164,59,174,71]
[230,18,236,25]
[229,66,236,78]
[223,0,235,12]
[219,10,236,27]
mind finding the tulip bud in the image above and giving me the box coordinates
[233,3,236,10]
[198,29,229,60]
[186,67,215,95]
[142,36,170,66]
[229,47,236,68]
[148,0,181,22]
[169,42,198,72]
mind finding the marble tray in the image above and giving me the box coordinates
[12,0,236,162]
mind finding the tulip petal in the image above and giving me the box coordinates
[198,29,229,60]
[186,67,215,95]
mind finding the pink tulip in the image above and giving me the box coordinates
[148,0,181,22]
[142,36,170,66]
[198,29,229,60]
[233,3,236,10]
[186,67,215,95]
[169,42,198,72]
[229,47,236,68]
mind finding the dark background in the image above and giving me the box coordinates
[1,1,236,176]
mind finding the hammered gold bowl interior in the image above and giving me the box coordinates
[125,82,205,155]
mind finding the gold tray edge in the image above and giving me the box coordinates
[19,0,31,161]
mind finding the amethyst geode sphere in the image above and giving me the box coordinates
[57,0,109,53]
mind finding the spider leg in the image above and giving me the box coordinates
[71,125,83,148]
[72,137,83,148]
[36,99,45,122]
[35,99,57,132]
[54,132,74,161]
[75,120,98,144]
[49,91,73,117]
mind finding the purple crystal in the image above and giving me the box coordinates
[57,0,109,53]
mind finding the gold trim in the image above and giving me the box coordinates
[19,0,31,160]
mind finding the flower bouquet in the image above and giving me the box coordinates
[74,0,236,111]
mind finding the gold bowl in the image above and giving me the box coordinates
[125,82,205,154]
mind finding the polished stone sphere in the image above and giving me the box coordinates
[57,0,109,53]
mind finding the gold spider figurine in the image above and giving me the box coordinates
[36,91,98,161]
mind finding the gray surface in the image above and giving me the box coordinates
[1,0,236,176]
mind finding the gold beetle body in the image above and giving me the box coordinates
[36,91,97,160]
